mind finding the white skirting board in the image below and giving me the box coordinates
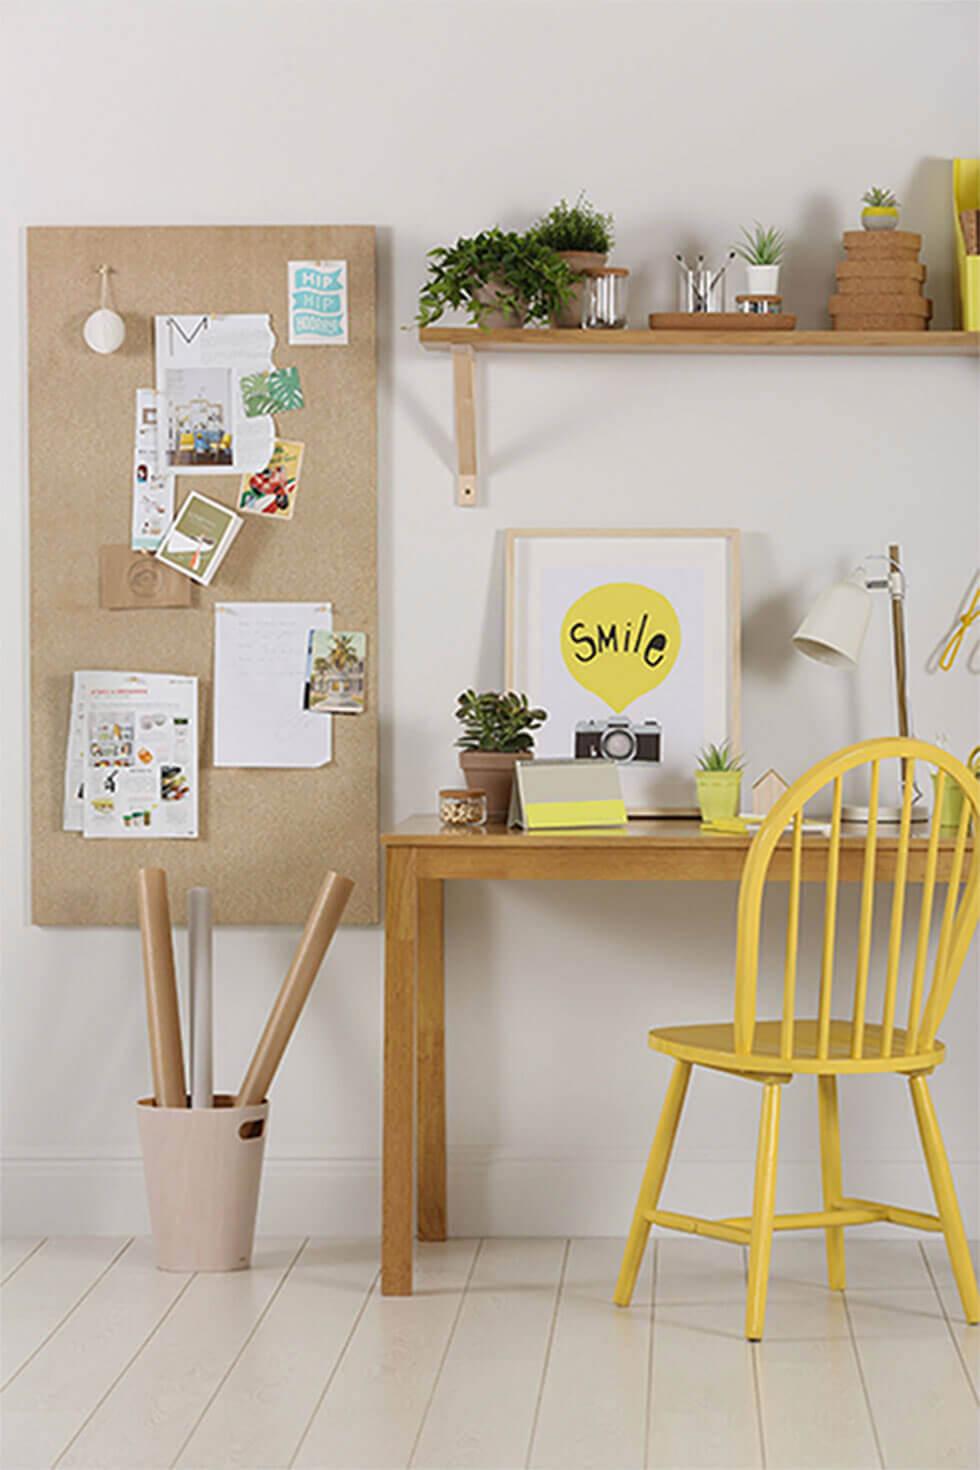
[2,1154,976,1237]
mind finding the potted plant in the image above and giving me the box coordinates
[531,194,615,327]
[695,741,745,824]
[455,689,548,818]
[861,186,900,231]
[733,221,785,295]
[417,228,576,330]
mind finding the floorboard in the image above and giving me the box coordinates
[0,1237,130,1389]
[292,1238,479,1470]
[528,1236,653,1470]
[57,1238,303,1470]
[174,1239,378,1470]
[409,1237,566,1470]
[0,1240,189,1470]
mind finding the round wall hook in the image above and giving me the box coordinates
[83,264,126,354]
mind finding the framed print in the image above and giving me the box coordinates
[506,529,741,815]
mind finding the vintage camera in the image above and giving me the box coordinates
[574,717,662,764]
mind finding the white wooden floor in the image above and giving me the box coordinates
[0,1236,976,1470]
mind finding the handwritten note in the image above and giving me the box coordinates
[213,603,333,767]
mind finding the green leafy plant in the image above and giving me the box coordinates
[531,193,614,255]
[696,740,745,773]
[416,228,576,328]
[862,186,899,208]
[733,221,785,266]
[454,689,548,753]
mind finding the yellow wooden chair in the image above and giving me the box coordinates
[614,737,980,1340]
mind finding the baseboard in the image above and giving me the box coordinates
[3,1154,976,1237]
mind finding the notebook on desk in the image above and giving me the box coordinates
[508,759,628,830]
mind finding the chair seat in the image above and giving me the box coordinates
[649,1018,946,1075]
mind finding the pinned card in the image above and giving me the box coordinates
[289,260,349,344]
[238,439,304,520]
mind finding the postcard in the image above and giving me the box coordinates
[240,366,305,418]
[238,439,304,520]
[130,389,173,551]
[155,491,242,586]
[154,314,275,476]
[68,671,199,839]
[213,602,333,767]
[288,260,349,345]
[304,630,366,714]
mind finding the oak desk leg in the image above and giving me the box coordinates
[382,848,418,1295]
[417,878,447,1241]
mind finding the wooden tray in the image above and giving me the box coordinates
[648,312,797,331]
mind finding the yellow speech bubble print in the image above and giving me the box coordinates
[560,582,681,713]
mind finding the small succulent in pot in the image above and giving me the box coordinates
[416,228,576,330]
[454,689,548,818]
[532,194,615,327]
[733,221,785,295]
[861,186,900,230]
[695,741,745,823]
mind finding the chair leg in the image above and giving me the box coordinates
[614,1060,692,1307]
[745,1081,782,1341]
[817,1075,846,1290]
[909,1074,979,1324]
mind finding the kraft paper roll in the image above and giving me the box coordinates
[235,871,354,1105]
[188,887,214,1109]
[137,868,188,1108]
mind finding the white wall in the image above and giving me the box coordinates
[2,0,978,1237]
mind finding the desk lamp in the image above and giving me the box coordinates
[793,542,925,822]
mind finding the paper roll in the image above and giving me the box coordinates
[188,887,214,1109]
[235,871,353,1105]
[137,868,187,1108]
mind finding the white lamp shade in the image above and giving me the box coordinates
[83,307,126,354]
[793,572,871,668]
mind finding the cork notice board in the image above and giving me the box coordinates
[28,227,378,925]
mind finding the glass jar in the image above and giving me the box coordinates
[583,268,629,329]
[439,788,487,826]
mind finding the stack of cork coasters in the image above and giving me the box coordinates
[830,230,931,331]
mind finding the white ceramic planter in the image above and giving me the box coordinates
[745,264,780,295]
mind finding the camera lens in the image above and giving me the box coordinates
[600,726,636,761]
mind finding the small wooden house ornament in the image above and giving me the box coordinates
[752,769,790,816]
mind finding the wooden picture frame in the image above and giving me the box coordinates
[506,528,741,815]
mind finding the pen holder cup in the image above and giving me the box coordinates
[137,1095,269,1272]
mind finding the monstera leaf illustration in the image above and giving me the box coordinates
[269,367,304,412]
[241,372,276,418]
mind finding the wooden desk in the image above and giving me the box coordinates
[380,815,964,1295]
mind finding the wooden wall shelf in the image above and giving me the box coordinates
[421,326,980,357]
[418,328,980,503]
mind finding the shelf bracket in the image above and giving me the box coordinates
[451,346,477,506]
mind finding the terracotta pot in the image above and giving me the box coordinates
[472,280,527,329]
[554,250,607,327]
[459,751,530,820]
[695,770,742,824]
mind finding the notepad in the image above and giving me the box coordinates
[509,759,628,830]
[213,602,333,767]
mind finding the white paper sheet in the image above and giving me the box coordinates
[130,389,173,551]
[288,260,349,344]
[72,671,199,838]
[213,602,333,768]
[154,314,275,476]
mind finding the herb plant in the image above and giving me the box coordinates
[733,221,785,266]
[455,689,548,753]
[862,186,899,208]
[531,194,614,255]
[416,228,576,328]
[696,741,744,773]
